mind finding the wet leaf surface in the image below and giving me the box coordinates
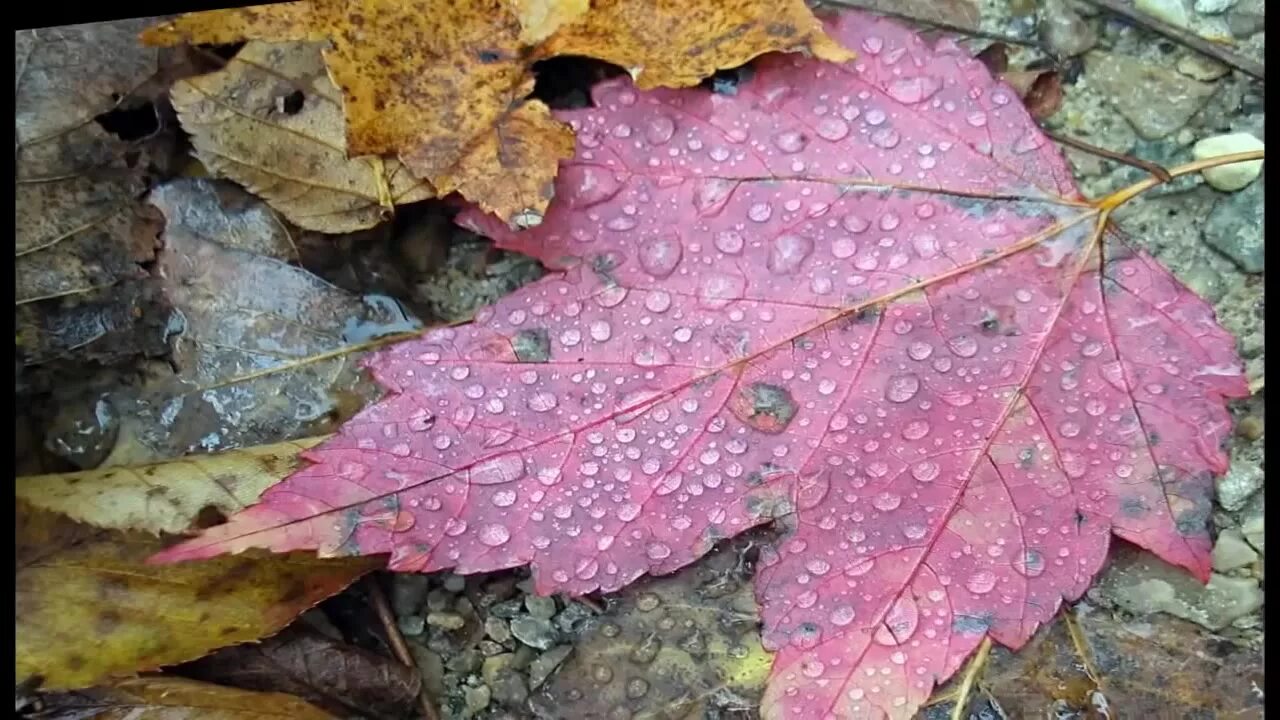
[141,0,849,226]
[31,676,335,720]
[15,17,171,366]
[535,537,771,719]
[148,10,1247,720]
[15,504,379,690]
[178,624,421,719]
[171,41,433,233]
[43,178,416,467]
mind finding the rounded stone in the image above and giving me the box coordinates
[1193,132,1265,191]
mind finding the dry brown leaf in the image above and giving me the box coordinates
[141,0,852,226]
[16,504,378,691]
[180,624,422,719]
[16,18,171,365]
[16,437,324,536]
[171,42,432,233]
[535,0,855,89]
[34,677,335,720]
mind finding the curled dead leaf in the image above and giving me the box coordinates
[171,42,432,233]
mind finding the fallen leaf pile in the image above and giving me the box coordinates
[140,0,853,227]
[152,10,1250,720]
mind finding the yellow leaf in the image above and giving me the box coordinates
[16,503,378,690]
[42,677,336,719]
[171,42,432,233]
[537,0,855,89]
[141,0,852,226]
[16,437,325,536]
[510,0,590,44]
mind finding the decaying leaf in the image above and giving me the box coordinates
[149,10,1250,720]
[31,677,335,720]
[16,18,170,365]
[536,537,771,719]
[171,42,432,233]
[16,504,379,690]
[16,437,324,536]
[141,0,851,225]
[533,0,855,89]
[40,178,416,468]
[179,624,422,719]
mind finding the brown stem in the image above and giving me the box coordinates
[1098,149,1265,209]
[367,577,441,720]
[1078,0,1264,81]
[1046,130,1173,182]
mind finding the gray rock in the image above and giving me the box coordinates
[1194,0,1236,13]
[463,684,491,715]
[482,653,515,685]
[1242,513,1264,554]
[528,645,574,689]
[489,599,525,619]
[1102,560,1263,630]
[1086,52,1218,139]
[391,575,431,616]
[407,642,446,697]
[479,640,507,656]
[397,614,425,636]
[442,573,467,593]
[1039,0,1097,57]
[426,588,454,612]
[485,616,513,643]
[1212,529,1259,571]
[554,602,595,635]
[1203,180,1264,273]
[1217,461,1264,509]
[426,611,467,631]
[489,669,530,707]
[510,615,558,650]
[1137,0,1192,27]
[447,648,483,674]
[524,595,558,620]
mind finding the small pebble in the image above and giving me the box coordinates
[528,645,574,689]
[1137,0,1192,27]
[1193,132,1265,191]
[463,684,491,714]
[478,640,507,656]
[390,575,431,616]
[489,599,525,618]
[426,589,454,612]
[426,611,467,630]
[397,614,425,636]
[489,669,530,706]
[443,573,467,593]
[1242,514,1264,554]
[1217,462,1264,511]
[447,648,483,674]
[1236,416,1264,441]
[510,615,559,650]
[1194,0,1236,13]
[1212,529,1259,571]
[554,602,595,635]
[525,595,558,620]
[485,616,513,643]
[482,653,515,686]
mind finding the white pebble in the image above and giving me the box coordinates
[1136,0,1191,28]
[1193,132,1265,191]
[1193,0,1236,14]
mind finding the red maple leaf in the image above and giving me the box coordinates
[154,11,1248,718]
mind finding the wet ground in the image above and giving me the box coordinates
[16,1,1264,718]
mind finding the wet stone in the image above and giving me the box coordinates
[1216,461,1264,510]
[442,573,467,593]
[1086,52,1217,139]
[1242,513,1265,554]
[1038,0,1097,57]
[462,684,491,715]
[529,645,574,689]
[485,615,513,643]
[510,615,559,650]
[397,614,425,636]
[525,595,558,620]
[426,589,455,612]
[1194,133,1265,191]
[554,602,595,635]
[489,669,530,707]
[1212,529,1259,572]
[426,612,467,631]
[478,640,507,656]
[391,574,431,616]
[447,648,483,674]
[407,642,446,698]
[489,599,525,619]
[482,653,515,686]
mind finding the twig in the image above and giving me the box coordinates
[1046,130,1173,182]
[950,637,993,720]
[367,577,441,720]
[1078,0,1264,81]
[819,0,1050,53]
